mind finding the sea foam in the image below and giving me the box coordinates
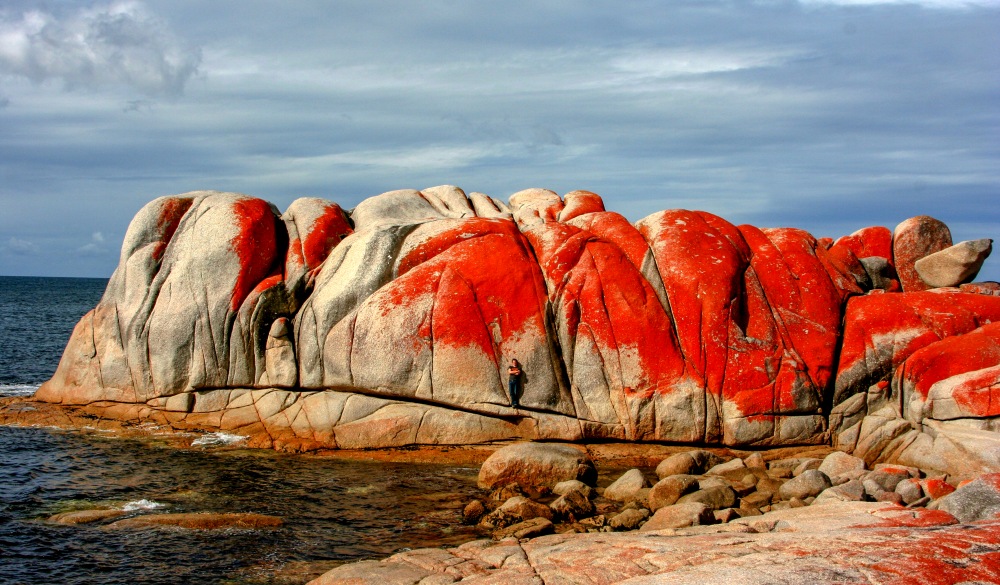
[191,432,246,447]
[0,384,39,397]
[122,499,167,512]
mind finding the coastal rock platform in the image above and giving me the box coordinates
[309,501,1000,584]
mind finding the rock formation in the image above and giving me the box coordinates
[33,187,1000,478]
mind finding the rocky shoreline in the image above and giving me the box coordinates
[6,401,999,584]
[313,442,1000,584]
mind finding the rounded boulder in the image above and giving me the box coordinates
[478,442,596,490]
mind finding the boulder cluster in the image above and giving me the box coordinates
[462,442,968,540]
[26,186,1000,479]
[310,442,1000,584]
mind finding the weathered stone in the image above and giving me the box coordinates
[463,500,486,524]
[492,517,554,540]
[893,215,953,292]
[478,443,596,490]
[608,508,650,531]
[792,458,823,476]
[814,479,866,504]
[480,496,553,530]
[778,470,832,501]
[676,486,737,511]
[743,452,766,470]
[639,502,715,531]
[714,508,741,523]
[648,475,699,511]
[937,474,1000,522]
[895,479,924,505]
[655,450,724,479]
[915,239,992,288]
[603,469,650,502]
[550,490,594,520]
[553,479,593,499]
[921,478,956,500]
[817,451,866,480]
[706,458,746,477]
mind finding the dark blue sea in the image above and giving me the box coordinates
[0,276,480,585]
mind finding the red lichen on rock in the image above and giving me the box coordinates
[152,197,193,261]
[835,292,1000,404]
[896,322,1000,418]
[229,198,281,312]
[381,218,548,357]
[302,203,352,270]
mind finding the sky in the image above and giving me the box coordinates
[0,0,998,279]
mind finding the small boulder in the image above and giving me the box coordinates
[937,474,1000,523]
[462,500,486,524]
[608,508,650,531]
[817,451,866,480]
[714,508,741,523]
[895,479,924,505]
[478,443,596,490]
[603,469,650,502]
[914,239,992,288]
[552,479,592,499]
[648,475,699,511]
[921,478,956,500]
[706,458,747,478]
[814,479,866,504]
[866,466,914,492]
[893,215,953,292]
[743,452,766,470]
[655,450,724,479]
[777,470,832,501]
[492,517,553,540]
[677,486,737,511]
[550,490,594,520]
[791,458,823,476]
[480,496,552,529]
[639,502,714,532]
[877,491,904,505]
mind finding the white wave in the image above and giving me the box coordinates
[122,499,167,512]
[191,432,246,447]
[0,383,40,397]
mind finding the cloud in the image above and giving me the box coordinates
[76,231,109,255]
[4,236,39,255]
[797,0,998,7]
[0,1,201,97]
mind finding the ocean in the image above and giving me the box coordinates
[0,276,481,585]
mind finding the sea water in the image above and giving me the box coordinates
[0,276,481,584]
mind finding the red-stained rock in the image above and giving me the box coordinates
[834,225,894,263]
[833,292,1000,408]
[921,478,956,500]
[895,322,1000,424]
[30,186,1000,474]
[893,215,953,292]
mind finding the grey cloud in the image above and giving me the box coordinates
[0,1,201,97]
[4,236,39,255]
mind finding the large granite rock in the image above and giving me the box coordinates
[30,186,1000,479]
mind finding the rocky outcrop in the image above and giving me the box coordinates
[30,187,1000,479]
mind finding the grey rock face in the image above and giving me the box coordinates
[915,238,992,288]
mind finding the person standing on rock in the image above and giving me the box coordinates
[508,359,523,408]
